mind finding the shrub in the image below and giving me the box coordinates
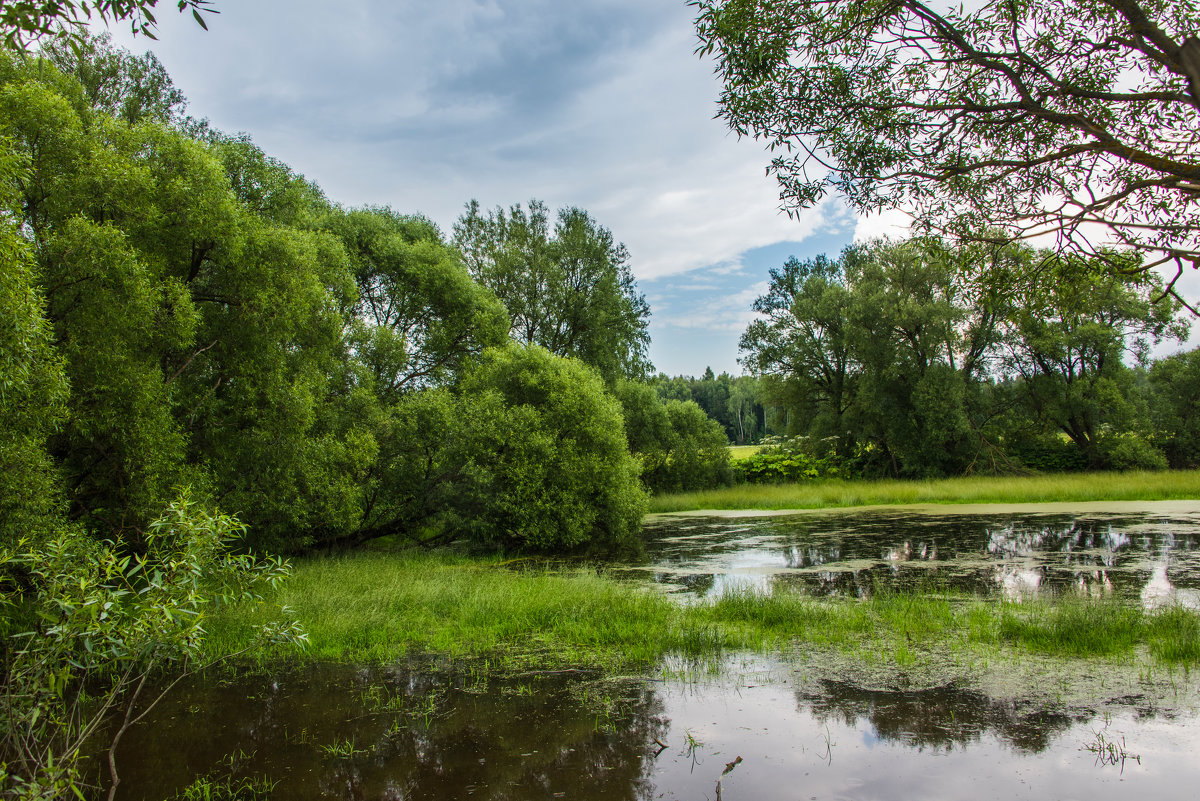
[0,492,303,799]
[738,436,839,483]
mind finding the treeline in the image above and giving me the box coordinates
[733,238,1197,478]
[650,370,765,445]
[0,37,734,558]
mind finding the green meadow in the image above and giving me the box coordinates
[649,470,1200,513]
[208,549,1200,677]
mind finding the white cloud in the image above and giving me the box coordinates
[104,0,839,283]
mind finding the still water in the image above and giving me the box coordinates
[628,501,1200,605]
[116,504,1200,800]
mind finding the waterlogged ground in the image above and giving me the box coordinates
[115,504,1200,800]
[629,501,1200,605]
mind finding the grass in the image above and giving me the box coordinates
[728,445,762,461]
[207,551,1200,675]
[648,469,1200,513]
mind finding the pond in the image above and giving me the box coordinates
[626,501,1200,605]
[113,504,1200,800]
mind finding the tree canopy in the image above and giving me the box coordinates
[693,0,1200,296]
[1,1,217,47]
[739,238,1189,475]
[0,38,657,558]
[453,199,652,384]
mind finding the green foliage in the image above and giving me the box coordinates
[0,43,657,558]
[692,0,1200,286]
[739,236,1188,478]
[741,238,1021,477]
[1005,433,1089,474]
[0,139,69,547]
[453,199,652,384]
[38,31,186,124]
[328,206,509,400]
[0,491,303,800]
[1,1,218,49]
[449,345,647,553]
[1003,251,1185,469]
[737,436,834,484]
[615,380,733,494]
[1148,346,1200,468]
[649,371,767,445]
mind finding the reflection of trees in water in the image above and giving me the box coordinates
[116,663,669,801]
[986,521,1132,564]
[796,680,1078,754]
[644,512,1200,601]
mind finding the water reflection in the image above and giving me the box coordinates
[628,504,1200,605]
[798,680,1076,753]
[116,662,668,801]
[114,657,1200,801]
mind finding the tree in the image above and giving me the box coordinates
[1149,346,1200,467]
[0,49,371,548]
[453,199,652,384]
[38,32,186,124]
[740,253,858,446]
[739,237,1024,475]
[693,0,1200,296]
[449,345,648,553]
[328,207,509,402]
[614,380,734,493]
[1003,252,1187,467]
[2,1,217,48]
[0,138,69,546]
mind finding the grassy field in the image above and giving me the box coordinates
[727,444,762,461]
[649,469,1200,513]
[209,551,1200,674]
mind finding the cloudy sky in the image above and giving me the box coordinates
[105,0,1194,375]
[102,0,890,376]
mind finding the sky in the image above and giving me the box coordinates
[100,0,886,377]
[103,0,1194,376]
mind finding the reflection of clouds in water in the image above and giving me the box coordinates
[640,509,1200,600]
[994,564,1043,599]
[987,523,1131,560]
[1141,561,1200,610]
[784,544,842,568]
[882,540,938,562]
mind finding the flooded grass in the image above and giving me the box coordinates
[207,551,1200,677]
[647,469,1200,513]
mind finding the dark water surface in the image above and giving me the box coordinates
[117,658,1200,801]
[115,504,1200,800]
[627,502,1200,604]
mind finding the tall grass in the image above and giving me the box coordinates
[206,551,1200,672]
[649,470,1200,513]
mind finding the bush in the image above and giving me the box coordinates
[1098,433,1168,471]
[1007,433,1089,473]
[448,345,648,553]
[738,436,839,484]
[614,380,733,495]
[0,492,303,799]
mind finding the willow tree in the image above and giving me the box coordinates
[453,200,652,384]
[693,0,1200,297]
